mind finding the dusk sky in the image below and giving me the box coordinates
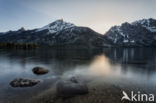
[0,0,156,33]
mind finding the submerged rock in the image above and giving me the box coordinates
[56,77,88,98]
[32,67,49,75]
[10,78,40,87]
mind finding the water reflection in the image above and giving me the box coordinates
[60,48,156,86]
[0,48,156,102]
[62,52,156,85]
[89,55,112,75]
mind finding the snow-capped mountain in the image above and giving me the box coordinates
[0,19,109,48]
[36,19,75,34]
[104,18,156,46]
[1,18,156,48]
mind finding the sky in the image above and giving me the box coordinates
[0,0,156,34]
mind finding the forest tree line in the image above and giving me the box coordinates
[0,42,38,49]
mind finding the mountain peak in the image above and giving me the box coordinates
[36,19,75,34]
[51,19,64,23]
[132,18,155,25]
[18,27,25,32]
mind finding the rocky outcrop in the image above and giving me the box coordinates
[56,77,88,98]
[32,67,49,75]
[10,78,40,87]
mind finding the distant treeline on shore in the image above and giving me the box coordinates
[0,42,38,49]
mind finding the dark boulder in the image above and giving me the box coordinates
[10,78,40,87]
[32,67,49,75]
[56,77,88,98]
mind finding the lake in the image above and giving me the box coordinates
[0,48,156,103]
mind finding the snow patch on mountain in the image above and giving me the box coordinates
[110,26,130,43]
[132,18,156,32]
[36,19,75,34]
[123,39,128,43]
[110,26,126,37]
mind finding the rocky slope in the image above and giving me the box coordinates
[104,18,156,46]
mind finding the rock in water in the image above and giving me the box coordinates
[32,67,49,75]
[10,78,40,87]
[56,77,88,98]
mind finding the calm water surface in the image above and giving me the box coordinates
[0,48,156,102]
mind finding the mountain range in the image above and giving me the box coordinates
[0,18,156,48]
